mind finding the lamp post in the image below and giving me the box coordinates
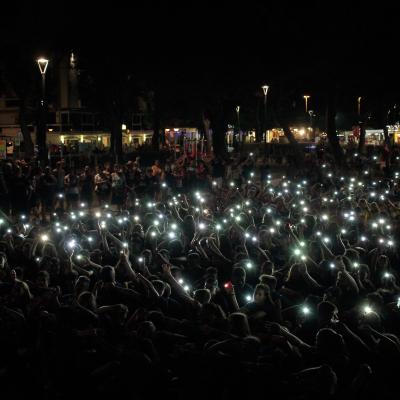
[303,95,310,113]
[37,58,49,165]
[357,96,362,117]
[236,105,240,131]
[236,105,241,146]
[262,85,269,142]
[308,110,315,141]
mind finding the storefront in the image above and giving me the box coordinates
[266,127,315,143]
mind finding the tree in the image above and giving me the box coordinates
[325,86,345,166]
[0,49,37,159]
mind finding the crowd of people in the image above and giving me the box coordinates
[0,149,400,399]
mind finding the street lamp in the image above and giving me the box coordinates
[37,57,49,164]
[235,105,241,145]
[357,96,362,116]
[261,85,269,142]
[303,95,310,113]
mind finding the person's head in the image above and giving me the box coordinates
[44,166,51,175]
[74,275,91,295]
[366,292,384,309]
[77,291,97,312]
[323,286,341,304]
[253,283,270,305]
[229,312,250,337]
[315,328,344,355]
[152,280,166,297]
[318,301,338,323]
[37,270,50,288]
[259,274,277,291]
[193,289,211,305]
[204,277,218,295]
[199,303,226,325]
[260,261,274,276]
[232,267,246,286]
[137,321,156,339]
[100,266,115,283]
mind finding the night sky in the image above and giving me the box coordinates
[2,1,400,124]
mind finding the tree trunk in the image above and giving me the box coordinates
[326,88,344,166]
[19,101,34,159]
[211,104,227,157]
[383,125,391,171]
[281,124,304,166]
[152,90,160,151]
[358,122,366,154]
[202,114,212,155]
[110,108,122,163]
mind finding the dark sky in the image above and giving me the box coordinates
[2,1,400,119]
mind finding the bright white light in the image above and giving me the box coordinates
[316,231,322,236]
[364,306,373,314]
[216,224,222,231]
[294,249,301,256]
[323,237,330,243]
[246,262,252,269]
[252,236,257,242]
[88,237,93,242]
[41,234,49,242]
[68,240,76,249]
[330,263,335,269]
[168,232,176,239]
[184,285,190,292]
[138,257,143,263]
[199,223,206,230]
[123,242,128,248]
[151,232,157,237]
[80,203,85,208]
[154,220,160,226]
[361,236,367,242]
[246,295,252,302]
[302,306,310,315]
[171,223,177,230]
[134,216,139,221]
[95,212,101,218]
